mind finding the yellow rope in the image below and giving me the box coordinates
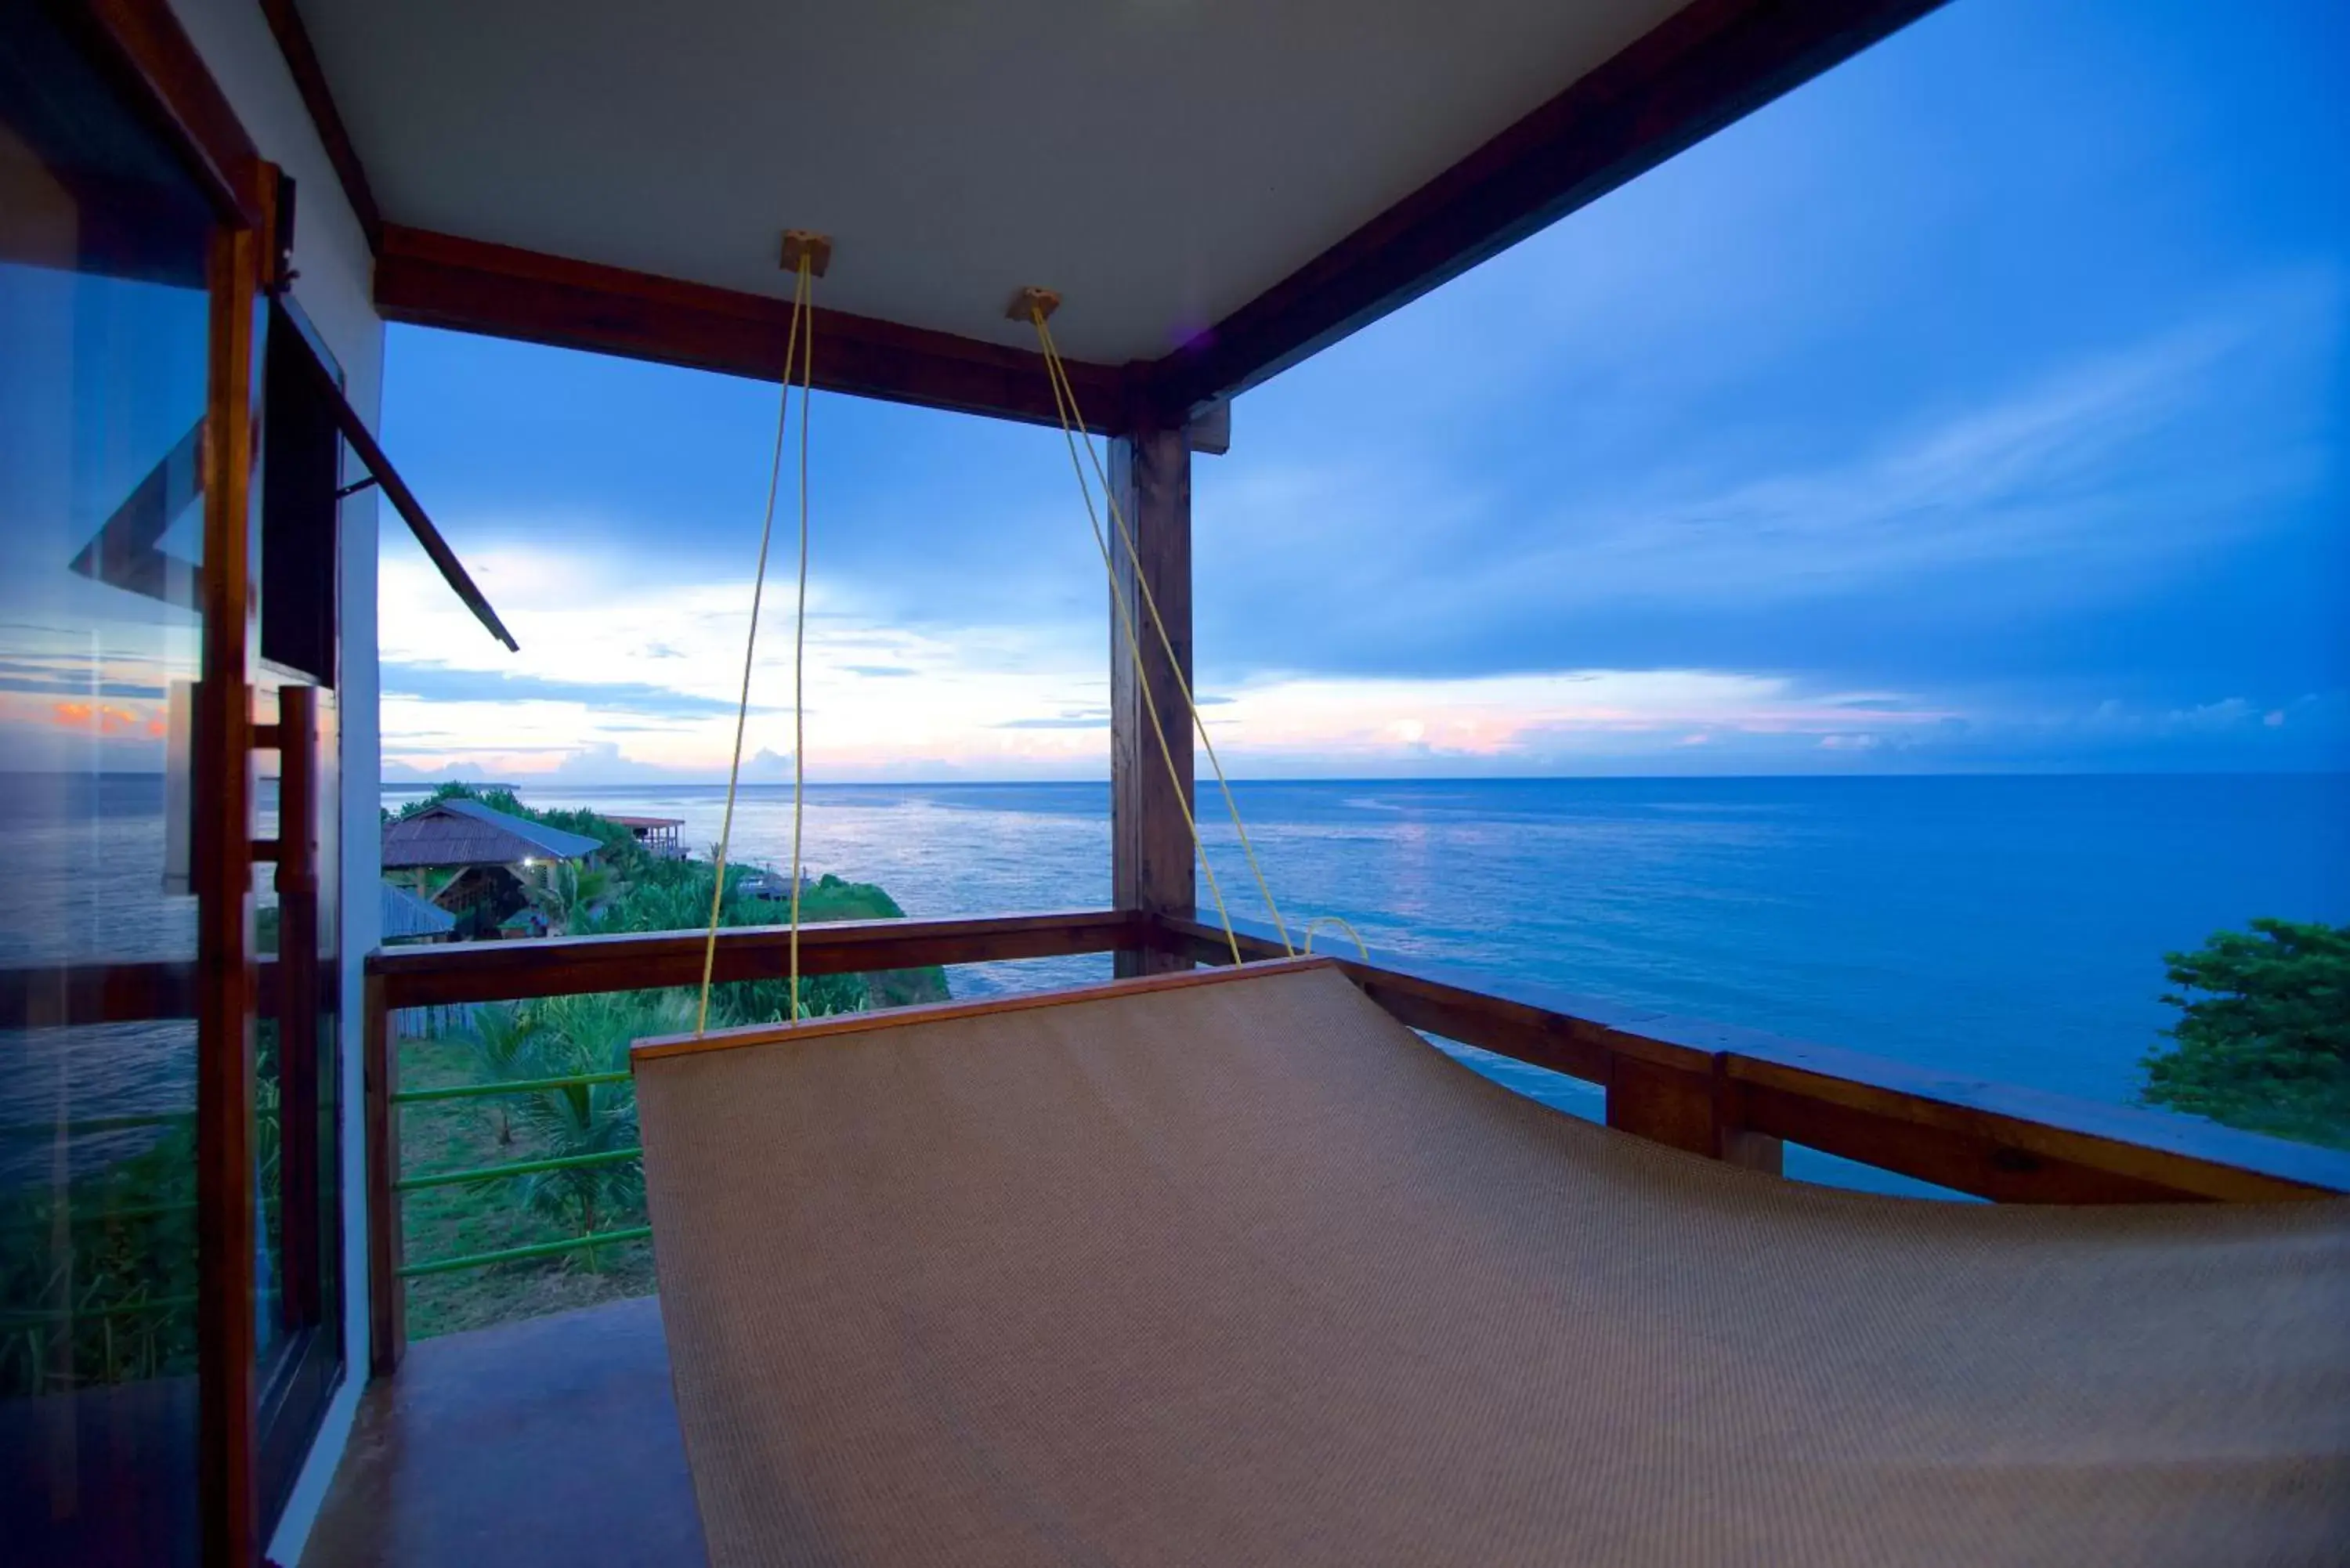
[1030,307,1243,968]
[787,265,814,1020]
[696,257,812,1035]
[1035,319,1295,958]
[1300,914,1370,961]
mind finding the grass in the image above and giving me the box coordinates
[397,1030,656,1339]
[394,874,949,1342]
[381,788,948,1340]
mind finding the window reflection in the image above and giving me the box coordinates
[1,4,219,1562]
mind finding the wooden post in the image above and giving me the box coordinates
[1607,1057,1784,1174]
[363,970,405,1375]
[273,687,321,1330]
[1108,424,1195,977]
[195,215,263,1568]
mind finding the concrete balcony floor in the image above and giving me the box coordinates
[302,1296,704,1567]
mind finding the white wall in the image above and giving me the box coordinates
[161,3,383,1562]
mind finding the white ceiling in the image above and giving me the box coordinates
[299,0,1687,364]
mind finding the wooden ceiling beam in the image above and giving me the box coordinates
[259,0,383,251]
[374,224,1136,433]
[1142,0,1950,417]
[345,0,1947,430]
[69,0,269,229]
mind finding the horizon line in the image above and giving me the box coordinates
[374,767,2350,789]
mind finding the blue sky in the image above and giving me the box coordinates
[377,0,2347,783]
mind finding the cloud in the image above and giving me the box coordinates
[0,650,175,701]
[1195,269,2342,695]
[365,2,2346,786]
[0,668,166,700]
[1504,294,2326,605]
[377,547,1118,779]
[385,741,801,787]
[992,708,1109,730]
[2077,690,2350,745]
[381,661,760,718]
[381,756,541,783]
[1195,669,1956,767]
[546,742,700,782]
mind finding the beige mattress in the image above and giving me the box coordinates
[634,961,2350,1566]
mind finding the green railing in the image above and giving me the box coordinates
[388,1073,647,1281]
[392,1070,627,1104]
[396,1227,653,1279]
[396,1144,642,1194]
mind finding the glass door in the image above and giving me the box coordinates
[0,6,220,1561]
[3,9,349,1562]
[251,298,349,1526]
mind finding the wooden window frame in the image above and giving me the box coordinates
[59,2,276,1561]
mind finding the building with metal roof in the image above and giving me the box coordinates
[379,797,604,871]
[378,880,457,944]
[609,815,687,860]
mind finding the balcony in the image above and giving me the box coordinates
[285,910,2350,1565]
[301,1297,699,1568]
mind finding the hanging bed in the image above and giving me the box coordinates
[631,958,2350,1566]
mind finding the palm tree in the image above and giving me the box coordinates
[524,859,614,938]
[459,1003,542,1145]
[509,993,689,1267]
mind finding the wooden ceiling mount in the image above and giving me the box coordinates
[1007,286,1061,323]
[779,229,831,276]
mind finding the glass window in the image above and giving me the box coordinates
[0,5,220,1563]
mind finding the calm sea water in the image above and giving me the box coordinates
[10,775,2344,1190]
[468,775,2347,1104]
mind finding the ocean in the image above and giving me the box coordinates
[9,774,2344,1192]
[466,775,2348,1174]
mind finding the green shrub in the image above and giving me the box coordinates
[2142,919,2350,1150]
[0,1122,200,1394]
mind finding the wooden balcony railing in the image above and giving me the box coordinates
[31,909,2345,1383]
[359,910,1147,1371]
[365,909,1144,1010]
[1145,915,2350,1206]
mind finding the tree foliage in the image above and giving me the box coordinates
[0,1124,200,1394]
[525,858,615,938]
[502,993,682,1254]
[460,1003,541,1144]
[9,786,946,1379]
[417,797,933,1272]
[2142,919,2350,1150]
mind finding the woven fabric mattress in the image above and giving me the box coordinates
[635,961,2349,1566]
